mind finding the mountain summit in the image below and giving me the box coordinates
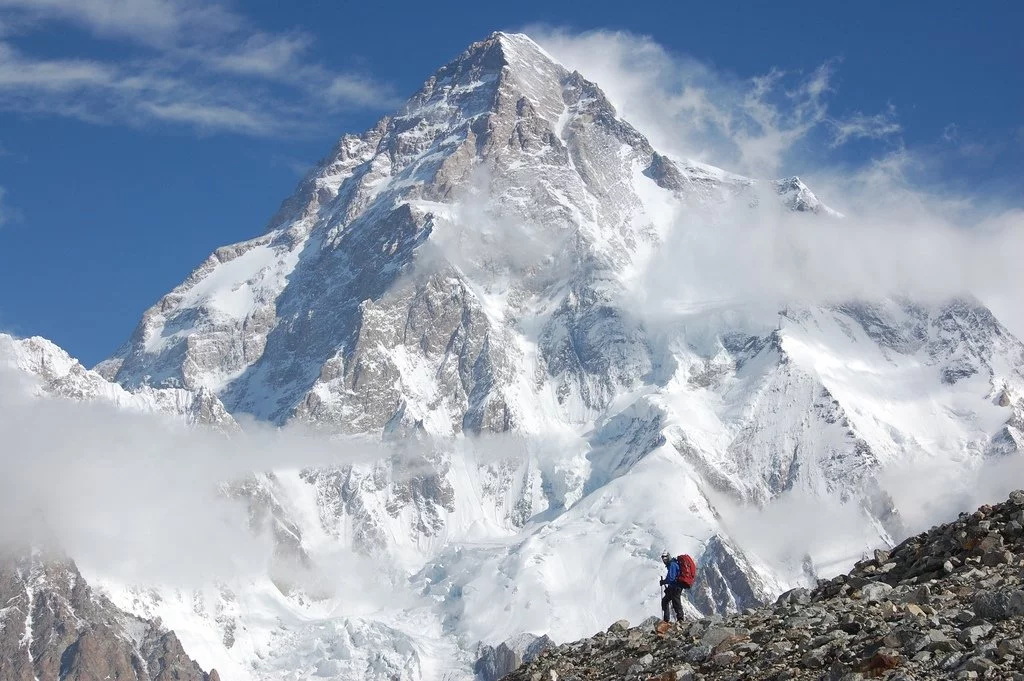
[6,31,1019,680]
[101,31,826,428]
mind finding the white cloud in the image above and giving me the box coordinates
[207,31,314,78]
[0,185,21,228]
[612,154,1024,344]
[324,74,398,108]
[529,28,900,179]
[714,446,1024,585]
[0,0,241,45]
[0,0,396,135]
[0,355,588,588]
[0,42,114,89]
[879,451,1024,540]
[0,41,299,134]
[137,99,282,135]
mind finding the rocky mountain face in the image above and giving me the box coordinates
[2,31,1023,681]
[0,548,218,681]
[506,491,1024,681]
[99,31,837,433]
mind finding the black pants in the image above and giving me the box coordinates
[662,584,684,622]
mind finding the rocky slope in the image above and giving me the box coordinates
[506,491,1024,681]
[0,548,218,681]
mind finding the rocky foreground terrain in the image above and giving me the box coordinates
[506,492,1024,681]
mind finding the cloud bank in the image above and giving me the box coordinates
[0,364,396,584]
[617,181,1024,335]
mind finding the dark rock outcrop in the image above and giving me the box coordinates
[476,634,555,681]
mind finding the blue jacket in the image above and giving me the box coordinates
[664,559,680,586]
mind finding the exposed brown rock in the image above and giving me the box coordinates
[0,549,217,681]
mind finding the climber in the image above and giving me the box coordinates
[660,550,698,622]
[659,551,685,622]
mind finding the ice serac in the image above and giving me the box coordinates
[0,548,217,681]
[71,30,1024,681]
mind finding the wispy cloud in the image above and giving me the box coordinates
[0,0,397,135]
[529,28,901,179]
[0,186,9,228]
[0,356,394,584]
[0,41,290,134]
[827,105,901,148]
[0,0,235,44]
[0,42,114,89]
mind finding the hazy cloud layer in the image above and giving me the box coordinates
[0,0,397,135]
[716,449,1024,585]
[614,178,1024,338]
[0,364,396,584]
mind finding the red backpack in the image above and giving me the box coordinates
[676,554,697,588]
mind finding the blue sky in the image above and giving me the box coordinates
[0,0,1021,366]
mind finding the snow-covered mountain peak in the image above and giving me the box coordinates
[404,30,561,118]
[106,30,706,422]
[446,31,565,79]
[773,175,842,216]
[1,333,236,427]
[1,334,78,381]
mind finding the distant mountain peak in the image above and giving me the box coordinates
[773,175,842,216]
